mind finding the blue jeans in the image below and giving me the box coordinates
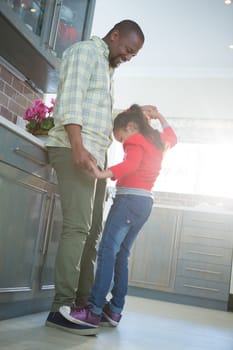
[89,194,153,315]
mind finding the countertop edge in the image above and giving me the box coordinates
[153,203,233,215]
[0,116,47,150]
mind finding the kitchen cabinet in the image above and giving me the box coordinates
[128,205,233,310]
[0,0,96,92]
[0,117,62,320]
[175,211,233,304]
[129,207,181,292]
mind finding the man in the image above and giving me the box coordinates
[45,19,144,335]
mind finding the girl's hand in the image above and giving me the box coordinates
[141,105,168,127]
[88,161,113,179]
[88,161,102,178]
[141,105,160,120]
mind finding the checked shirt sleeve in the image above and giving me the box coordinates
[56,45,95,126]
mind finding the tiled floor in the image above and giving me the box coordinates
[0,296,233,350]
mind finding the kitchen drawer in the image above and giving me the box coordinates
[182,211,233,231]
[180,225,233,248]
[0,126,50,179]
[176,259,231,283]
[178,242,232,265]
[175,276,229,301]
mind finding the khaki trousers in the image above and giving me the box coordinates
[48,147,106,311]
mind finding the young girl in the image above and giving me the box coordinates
[60,104,177,333]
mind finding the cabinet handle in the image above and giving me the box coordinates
[183,284,219,293]
[14,147,47,166]
[48,0,62,49]
[187,250,223,257]
[41,195,55,255]
[189,234,223,241]
[174,214,182,250]
[185,267,221,275]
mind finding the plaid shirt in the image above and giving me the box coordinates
[47,36,114,168]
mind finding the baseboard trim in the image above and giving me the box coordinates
[128,286,231,312]
[0,297,53,321]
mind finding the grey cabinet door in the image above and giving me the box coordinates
[175,210,233,301]
[0,123,63,319]
[129,207,181,291]
[0,162,50,292]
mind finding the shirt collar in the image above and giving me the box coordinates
[91,35,110,61]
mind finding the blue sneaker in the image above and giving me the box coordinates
[45,311,98,335]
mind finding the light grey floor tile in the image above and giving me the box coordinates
[0,296,233,350]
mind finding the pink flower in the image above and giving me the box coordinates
[24,107,35,121]
[23,98,56,135]
[23,99,55,122]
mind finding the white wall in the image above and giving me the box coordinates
[91,0,233,119]
[113,77,233,119]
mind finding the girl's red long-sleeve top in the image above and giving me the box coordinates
[109,126,177,191]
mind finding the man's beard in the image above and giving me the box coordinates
[109,55,123,68]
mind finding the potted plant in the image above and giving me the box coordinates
[23,98,55,136]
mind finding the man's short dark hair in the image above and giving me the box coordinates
[108,20,145,43]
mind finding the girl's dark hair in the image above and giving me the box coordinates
[113,104,164,150]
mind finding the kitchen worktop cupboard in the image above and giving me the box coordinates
[0,116,62,320]
[128,204,233,311]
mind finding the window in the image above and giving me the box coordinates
[108,141,233,198]
[154,143,233,198]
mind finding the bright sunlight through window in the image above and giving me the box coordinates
[108,141,233,198]
[154,143,233,198]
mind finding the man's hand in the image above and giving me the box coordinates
[65,123,97,171]
[72,145,97,171]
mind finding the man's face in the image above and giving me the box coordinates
[108,30,144,68]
